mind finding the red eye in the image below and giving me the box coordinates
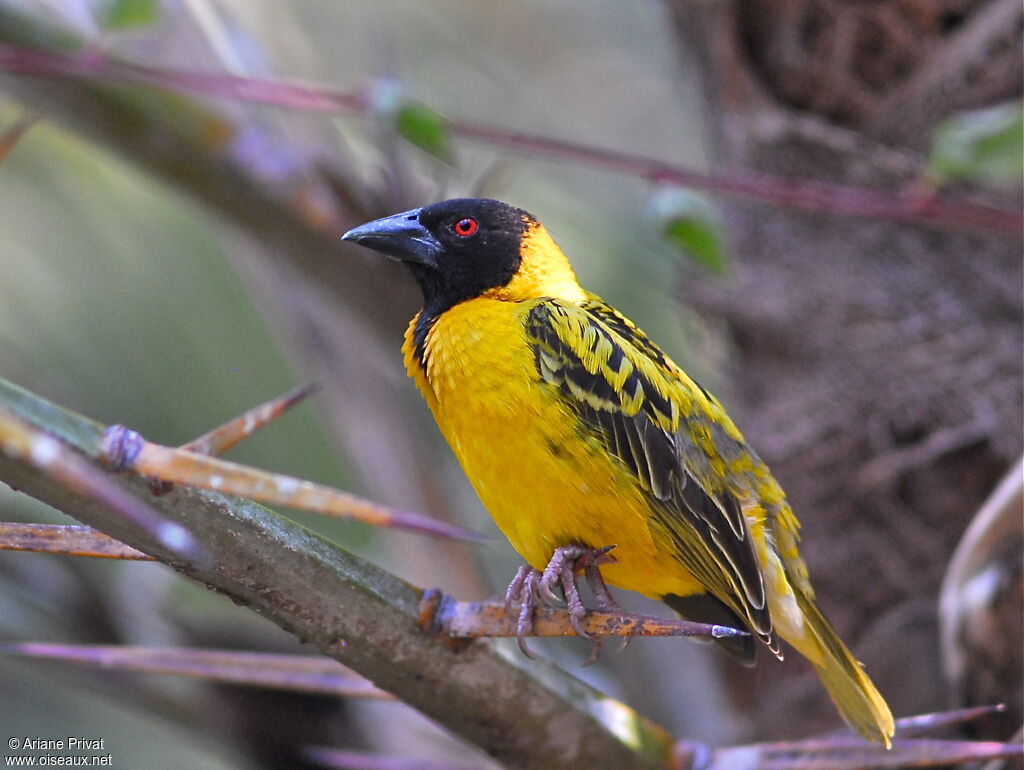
[452,217,478,237]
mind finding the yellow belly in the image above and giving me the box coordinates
[407,298,703,599]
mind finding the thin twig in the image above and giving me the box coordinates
[0,408,197,558]
[181,382,319,456]
[0,44,1018,236]
[706,737,1023,770]
[0,110,37,163]
[0,522,151,559]
[100,424,483,542]
[303,747,478,770]
[890,705,1008,738]
[3,643,393,699]
[452,119,1021,235]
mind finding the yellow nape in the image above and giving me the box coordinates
[486,221,588,303]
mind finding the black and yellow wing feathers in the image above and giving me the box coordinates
[526,298,778,654]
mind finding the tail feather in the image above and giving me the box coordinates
[793,589,894,748]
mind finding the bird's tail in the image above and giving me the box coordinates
[791,587,894,748]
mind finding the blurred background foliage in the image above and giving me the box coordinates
[0,1,1020,768]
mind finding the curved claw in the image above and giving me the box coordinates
[538,577,564,606]
[516,605,536,658]
[578,544,617,570]
[567,606,592,641]
[581,638,605,668]
[584,563,621,613]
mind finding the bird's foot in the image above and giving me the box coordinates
[504,565,542,658]
[504,544,618,663]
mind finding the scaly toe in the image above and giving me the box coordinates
[515,570,541,658]
[505,565,533,617]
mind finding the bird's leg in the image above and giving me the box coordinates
[584,563,619,610]
[578,544,621,611]
[582,553,632,655]
[538,545,595,639]
[574,545,624,664]
[535,545,584,605]
[504,565,541,658]
[515,570,542,659]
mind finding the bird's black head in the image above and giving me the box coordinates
[342,198,531,316]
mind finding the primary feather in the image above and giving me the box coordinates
[343,198,894,747]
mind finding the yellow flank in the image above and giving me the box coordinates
[388,206,893,747]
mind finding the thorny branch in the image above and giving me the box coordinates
[2,384,1021,768]
[0,376,676,770]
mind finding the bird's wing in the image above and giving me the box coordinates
[526,298,775,647]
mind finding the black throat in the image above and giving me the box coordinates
[410,292,442,372]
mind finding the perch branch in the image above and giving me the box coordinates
[419,589,747,641]
[0,376,674,770]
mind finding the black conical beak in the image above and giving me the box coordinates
[341,208,442,267]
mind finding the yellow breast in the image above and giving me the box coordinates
[404,297,704,598]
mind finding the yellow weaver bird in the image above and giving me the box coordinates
[343,199,894,746]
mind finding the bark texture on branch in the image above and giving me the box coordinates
[0,378,674,770]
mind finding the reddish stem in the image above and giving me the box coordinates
[0,45,1019,236]
[454,120,1022,235]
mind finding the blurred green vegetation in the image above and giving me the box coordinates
[927,100,1024,186]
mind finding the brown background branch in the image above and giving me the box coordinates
[667,0,1022,743]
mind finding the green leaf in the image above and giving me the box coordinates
[96,0,159,30]
[928,101,1023,186]
[370,80,452,163]
[648,187,729,274]
[394,102,451,162]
